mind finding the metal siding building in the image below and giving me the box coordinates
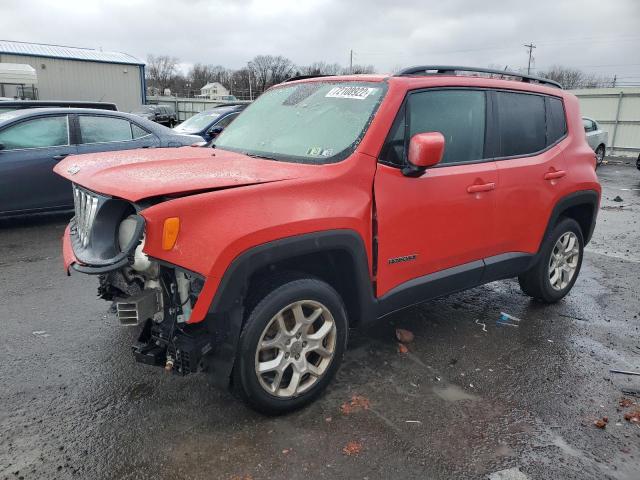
[571,87,640,157]
[0,40,145,111]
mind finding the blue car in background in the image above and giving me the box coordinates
[173,104,247,142]
[0,108,201,218]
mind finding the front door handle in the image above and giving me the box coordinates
[544,170,566,180]
[52,153,70,161]
[467,182,495,193]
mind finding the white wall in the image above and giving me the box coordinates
[571,87,640,157]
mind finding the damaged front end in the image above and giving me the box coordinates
[67,184,212,375]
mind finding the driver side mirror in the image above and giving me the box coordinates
[402,132,445,177]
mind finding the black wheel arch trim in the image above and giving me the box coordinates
[201,229,376,387]
[543,189,599,246]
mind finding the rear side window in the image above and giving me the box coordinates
[496,92,546,157]
[408,90,486,164]
[547,97,567,145]
[0,116,69,150]
[79,116,134,143]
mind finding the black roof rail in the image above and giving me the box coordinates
[394,65,562,89]
[283,74,331,83]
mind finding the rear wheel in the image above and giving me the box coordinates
[518,218,584,303]
[595,145,605,167]
[233,276,348,415]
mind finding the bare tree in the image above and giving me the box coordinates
[248,55,273,94]
[345,64,376,74]
[248,55,296,93]
[187,64,232,91]
[146,54,179,92]
[539,65,614,89]
[301,62,343,76]
[230,68,252,100]
[270,56,296,85]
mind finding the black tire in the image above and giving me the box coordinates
[518,217,584,303]
[233,276,348,415]
[595,145,605,168]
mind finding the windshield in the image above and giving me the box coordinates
[214,81,386,164]
[174,110,225,133]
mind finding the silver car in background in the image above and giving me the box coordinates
[582,116,608,167]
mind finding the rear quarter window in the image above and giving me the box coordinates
[546,97,567,145]
[496,91,546,157]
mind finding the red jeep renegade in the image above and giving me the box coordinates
[56,66,600,414]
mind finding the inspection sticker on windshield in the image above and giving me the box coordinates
[326,86,377,100]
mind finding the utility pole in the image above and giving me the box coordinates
[613,74,617,88]
[349,49,353,74]
[524,43,536,75]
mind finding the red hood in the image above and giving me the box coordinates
[54,147,314,202]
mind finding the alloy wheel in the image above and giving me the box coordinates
[548,231,580,290]
[254,300,337,398]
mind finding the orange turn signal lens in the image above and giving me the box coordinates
[162,217,180,250]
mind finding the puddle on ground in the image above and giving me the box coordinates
[432,384,479,402]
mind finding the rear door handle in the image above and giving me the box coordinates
[52,154,70,161]
[467,182,495,193]
[544,170,566,180]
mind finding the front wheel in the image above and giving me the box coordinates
[233,277,348,415]
[518,218,584,303]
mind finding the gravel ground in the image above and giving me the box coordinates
[1,162,639,480]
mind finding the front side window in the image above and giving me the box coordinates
[214,81,386,164]
[79,116,134,144]
[0,116,68,150]
[496,92,546,157]
[408,90,486,164]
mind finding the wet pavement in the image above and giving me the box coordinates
[1,162,639,480]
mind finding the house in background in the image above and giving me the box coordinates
[0,40,145,111]
[198,82,234,100]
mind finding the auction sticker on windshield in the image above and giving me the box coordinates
[325,86,378,100]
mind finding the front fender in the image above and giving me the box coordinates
[198,229,376,387]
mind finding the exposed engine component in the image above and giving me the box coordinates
[98,270,142,301]
[116,289,162,326]
[175,271,192,323]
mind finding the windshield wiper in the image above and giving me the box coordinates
[244,152,278,161]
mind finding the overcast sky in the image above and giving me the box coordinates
[3,0,640,83]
